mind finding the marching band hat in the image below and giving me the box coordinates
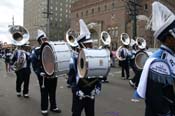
[36,29,47,41]
[77,19,93,44]
[150,1,175,41]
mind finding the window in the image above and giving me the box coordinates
[112,2,115,9]
[76,13,79,18]
[144,4,148,10]
[104,5,107,11]
[98,7,100,12]
[92,8,94,14]
[86,10,88,16]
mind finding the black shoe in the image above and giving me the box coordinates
[129,80,135,87]
[41,110,48,116]
[50,108,61,113]
[121,77,126,80]
[23,94,29,98]
[16,92,21,97]
[103,80,109,83]
[67,85,71,88]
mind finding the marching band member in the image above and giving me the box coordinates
[100,31,111,83]
[66,29,79,88]
[119,44,130,80]
[4,48,12,72]
[134,1,175,115]
[70,19,101,116]
[11,44,31,98]
[31,30,61,115]
[128,43,137,80]
[116,33,131,80]
[129,37,147,88]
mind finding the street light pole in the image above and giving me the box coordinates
[132,0,137,40]
[126,0,141,40]
[47,0,50,39]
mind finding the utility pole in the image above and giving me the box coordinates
[8,16,15,28]
[12,16,14,26]
[43,0,52,38]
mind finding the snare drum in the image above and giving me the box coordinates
[41,41,72,77]
[77,48,111,78]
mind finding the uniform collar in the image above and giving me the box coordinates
[160,45,175,55]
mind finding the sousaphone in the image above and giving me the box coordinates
[100,31,111,47]
[135,37,152,70]
[116,33,130,61]
[66,29,79,48]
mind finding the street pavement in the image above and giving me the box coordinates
[0,59,145,116]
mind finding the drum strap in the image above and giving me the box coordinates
[82,78,99,88]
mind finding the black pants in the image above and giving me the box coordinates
[37,75,58,111]
[72,89,95,116]
[130,59,137,74]
[121,60,129,79]
[131,70,142,87]
[16,68,30,94]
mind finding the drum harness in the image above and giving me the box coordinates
[78,78,100,100]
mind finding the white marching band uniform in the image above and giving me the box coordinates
[134,1,175,116]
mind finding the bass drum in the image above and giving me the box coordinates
[135,50,152,70]
[77,48,111,78]
[41,41,72,77]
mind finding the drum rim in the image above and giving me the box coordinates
[77,49,88,78]
[135,50,149,70]
[40,42,55,76]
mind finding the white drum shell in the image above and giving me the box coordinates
[78,48,111,78]
[41,41,72,77]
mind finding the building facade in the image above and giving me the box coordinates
[70,0,175,49]
[24,0,47,45]
[24,0,78,45]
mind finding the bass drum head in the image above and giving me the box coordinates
[77,50,87,78]
[41,42,55,76]
[135,51,149,70]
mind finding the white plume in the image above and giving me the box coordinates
[151,1,174,31]
[79,19,91,39]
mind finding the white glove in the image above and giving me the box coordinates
[95,88,101,95]
[91,89,96,96]
[76,90,84,97]
[40,72,46,77]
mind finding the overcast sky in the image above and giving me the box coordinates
[0,0,23,43]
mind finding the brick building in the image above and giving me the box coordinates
[24,0,78,45]
[70,0,175,49]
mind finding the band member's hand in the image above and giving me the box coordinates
[91,89,96,96]
[76,90,84,97]
[95,88,101,95]
[40,72,46,77]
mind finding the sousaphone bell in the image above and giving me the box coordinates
[66,29,79,48]
[100,31,111,47]
[9,25,29,46]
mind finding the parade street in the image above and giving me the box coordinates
[0,59,144,116]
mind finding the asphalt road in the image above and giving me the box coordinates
[0,59,145,116]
